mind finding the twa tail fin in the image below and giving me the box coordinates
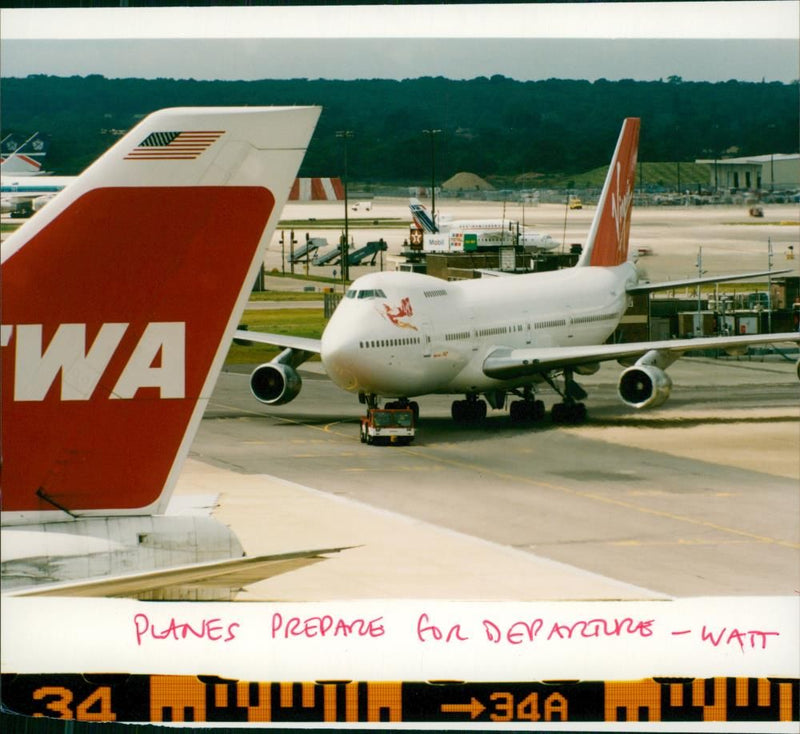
[1,106,320,523]
[577,117,640,268]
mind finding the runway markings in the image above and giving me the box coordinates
[609,538,753,547]
[626,489,737,498]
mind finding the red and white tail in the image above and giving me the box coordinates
[577,117,640,268]
[1,106,320,523]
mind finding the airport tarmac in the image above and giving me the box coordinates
[183,356,799,602]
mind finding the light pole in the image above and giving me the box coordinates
[696,246,706,334]
[336,130,354,288]
[423,129,441,232]
[767,238,773,334]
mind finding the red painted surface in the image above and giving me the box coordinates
[1,186,274,512]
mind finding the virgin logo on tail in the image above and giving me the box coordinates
[585,117,640,268]
[610,157,636,264]
[2,322,185,401]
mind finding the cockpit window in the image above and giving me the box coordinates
[345,289,357,299]
[356,289,386,299]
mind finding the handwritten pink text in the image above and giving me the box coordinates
[270,613,384,639]
[133,613,239,646]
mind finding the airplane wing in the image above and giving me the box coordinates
[5,547,347,599]
[483,332,800,380]
[233,329,322,354]
[627,268,793,294]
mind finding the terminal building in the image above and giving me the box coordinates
[694,153,800,192]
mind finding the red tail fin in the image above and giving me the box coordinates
[578,118,640,267]
[1,107,319,521]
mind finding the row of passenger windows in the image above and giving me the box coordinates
[572,312,618,325]
[359,313,618,350]
[345,288,387,300]
[423,289,448,298]
[360,337,421,349]
[478,325,509,337]
[534,319,567,329]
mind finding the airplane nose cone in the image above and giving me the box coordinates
[321,321,361,391]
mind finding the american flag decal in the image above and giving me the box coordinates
[124,130,224,160]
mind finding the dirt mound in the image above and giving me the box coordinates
[442,172,494,191]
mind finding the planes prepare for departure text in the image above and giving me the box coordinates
[238,118,799,430]
[0,105,347,599]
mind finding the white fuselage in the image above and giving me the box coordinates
[321,265,637,398]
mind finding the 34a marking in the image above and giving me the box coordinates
[33,686,116,721]
[489,691,568,722]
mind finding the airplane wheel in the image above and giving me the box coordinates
[571,402,587,424]
[552,402,587,424]
[452,399,483,422]
[511,400,545,423]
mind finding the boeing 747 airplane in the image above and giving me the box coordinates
[238,118,799,430]
[0,105,345,598]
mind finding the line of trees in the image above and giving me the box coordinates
[1,74,797,183]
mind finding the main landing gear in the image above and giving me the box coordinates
[451,395,487,423]
[550,401,587,424]
[508,386,546,423]
[509,397,546,422]
[544,369,588,425]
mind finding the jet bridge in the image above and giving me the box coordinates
[312,245,342,266]
[347,239,387,266]
[289,236,327,264]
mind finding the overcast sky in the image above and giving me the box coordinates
[1,3,798,83]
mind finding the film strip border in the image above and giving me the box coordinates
[1,675,797,724]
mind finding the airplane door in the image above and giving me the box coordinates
[420,319,432,357]
[566,305,575,339]
[469,309,479,351]
[523,310,532,345]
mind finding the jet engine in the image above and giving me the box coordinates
[618,364,672,409]
[249,362,302,405]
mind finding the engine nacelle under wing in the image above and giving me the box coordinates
[617,364,672,409]
[250,362,303,405]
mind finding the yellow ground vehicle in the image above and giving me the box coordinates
[569,196,583,210]
[360,407,415,445]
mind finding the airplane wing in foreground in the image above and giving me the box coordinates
[5,547,347,599]
[483,332,800,380]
